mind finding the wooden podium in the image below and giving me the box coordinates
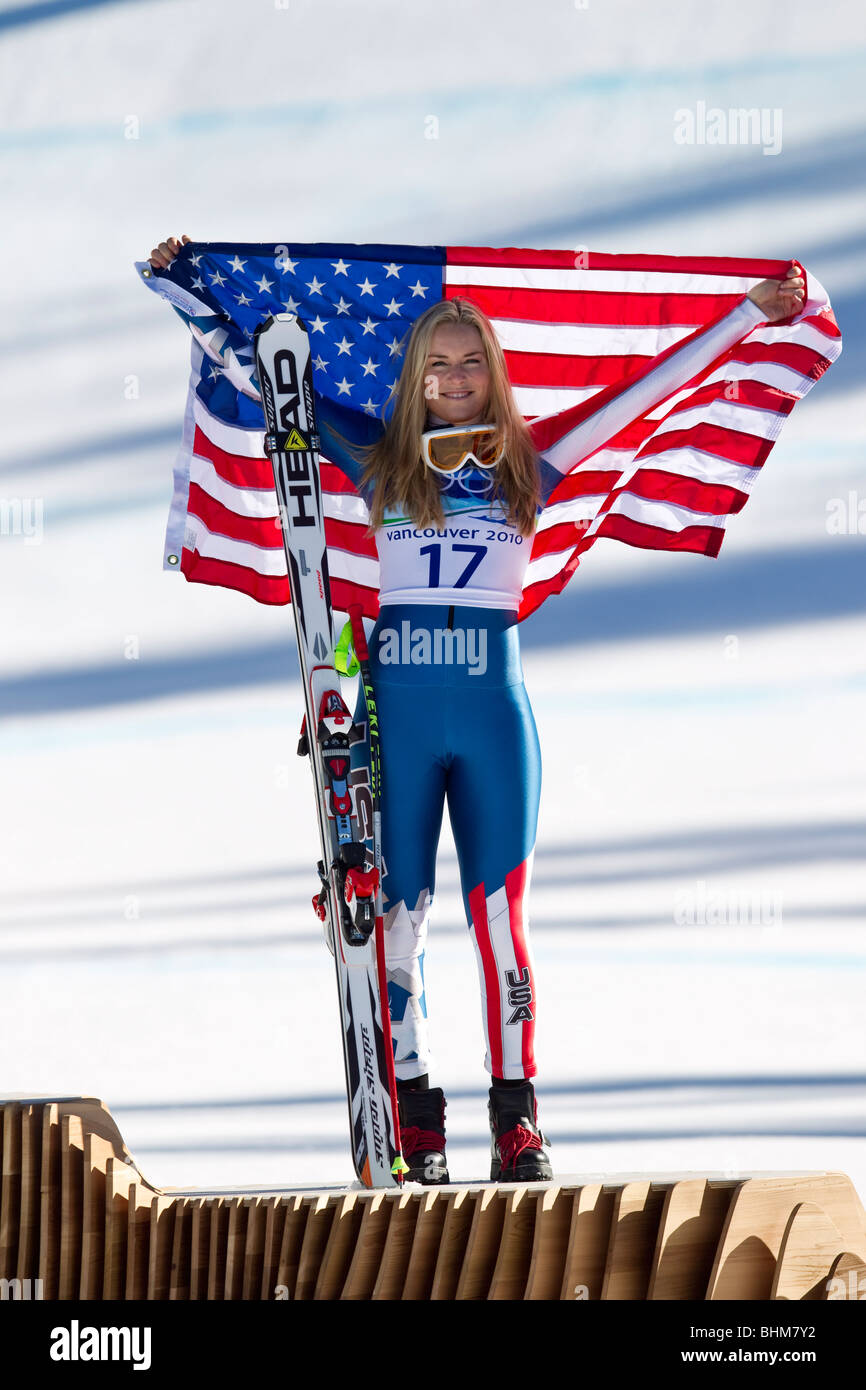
[2,1095,865,1301]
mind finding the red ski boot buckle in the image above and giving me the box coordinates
[344,866,380,905]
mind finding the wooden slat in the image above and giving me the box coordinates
[38,1104,62,1300]
[259,1197,288,1301]
[372,1192,419,1299]
[601,1181,669,1301]
[224,1198,248,1300]
[125,1181,153,1298]
[707,1175,866,1301]
[169,1197,193,1300]
[430,1189,478,1300]
[147,1195,176,1300]
[189,1198,210,1300]
[206,1199,229,1300]
[340,1192,391,1300]
[58,1114,84,1299]
[455,1188,506,1300]
[524,1187,575,1300]
[0,1103,22,1281]
[315,1193,363,1300]
[402,1190,447,1301]
[16,1104,42,1284]
[275,1195,308,1301]
[295,1195,337,1301]
[647,1179,738,1300]
[241,1198,267,1301]
[488,1186,537,1300]
[81,1131,115,1298]
[104,1157,135,1299]
[771,1202,845,1302]
[560,1183,616,1301]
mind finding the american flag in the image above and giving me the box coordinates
[136,241,841,626]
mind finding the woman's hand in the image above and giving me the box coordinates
[148,234,192,269]
[747,261,805,322]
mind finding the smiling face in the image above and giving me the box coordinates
[424,322,491,427]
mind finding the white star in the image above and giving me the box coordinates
[210,270,226,286]
[198,327,224,354]
[335,296,352,315]
[189,252,202,267]
[387,337,403,357]
[383,263,403,278]
[384,297,403,316]
[362,398,378,415]
[357,277,377,297]
[335,336,353,356]
[192,277,206,291]
[282,295,300,313]
[361,358,378,376]
[360,317,378,336]
[313,355,329,371]
[230,360,258,392]
[236,292,252,306]
[331,259,351,276]
[256,273,274,293]
[306,275,325,296]
[409,280,428,298]
[308,315,327,334]
[335,377,353,396]
[229,255,247,273]
[208,364,222,381]
[277,254,298,274]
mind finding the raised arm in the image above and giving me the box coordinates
[533,295,765,487]
[531,264,805,493]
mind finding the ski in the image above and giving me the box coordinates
[252,312,404,1188]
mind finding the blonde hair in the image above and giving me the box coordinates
[355,297,540,537]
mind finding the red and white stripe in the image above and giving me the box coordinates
[166,248,841,625]
[468,854,537,1081]
[171,379,380,616]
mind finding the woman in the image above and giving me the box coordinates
[149,236,805,1184]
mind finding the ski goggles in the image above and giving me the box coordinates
[421,424,505,475]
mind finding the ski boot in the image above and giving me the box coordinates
[397,1085,450,1185]
[488,1080,552,1182]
